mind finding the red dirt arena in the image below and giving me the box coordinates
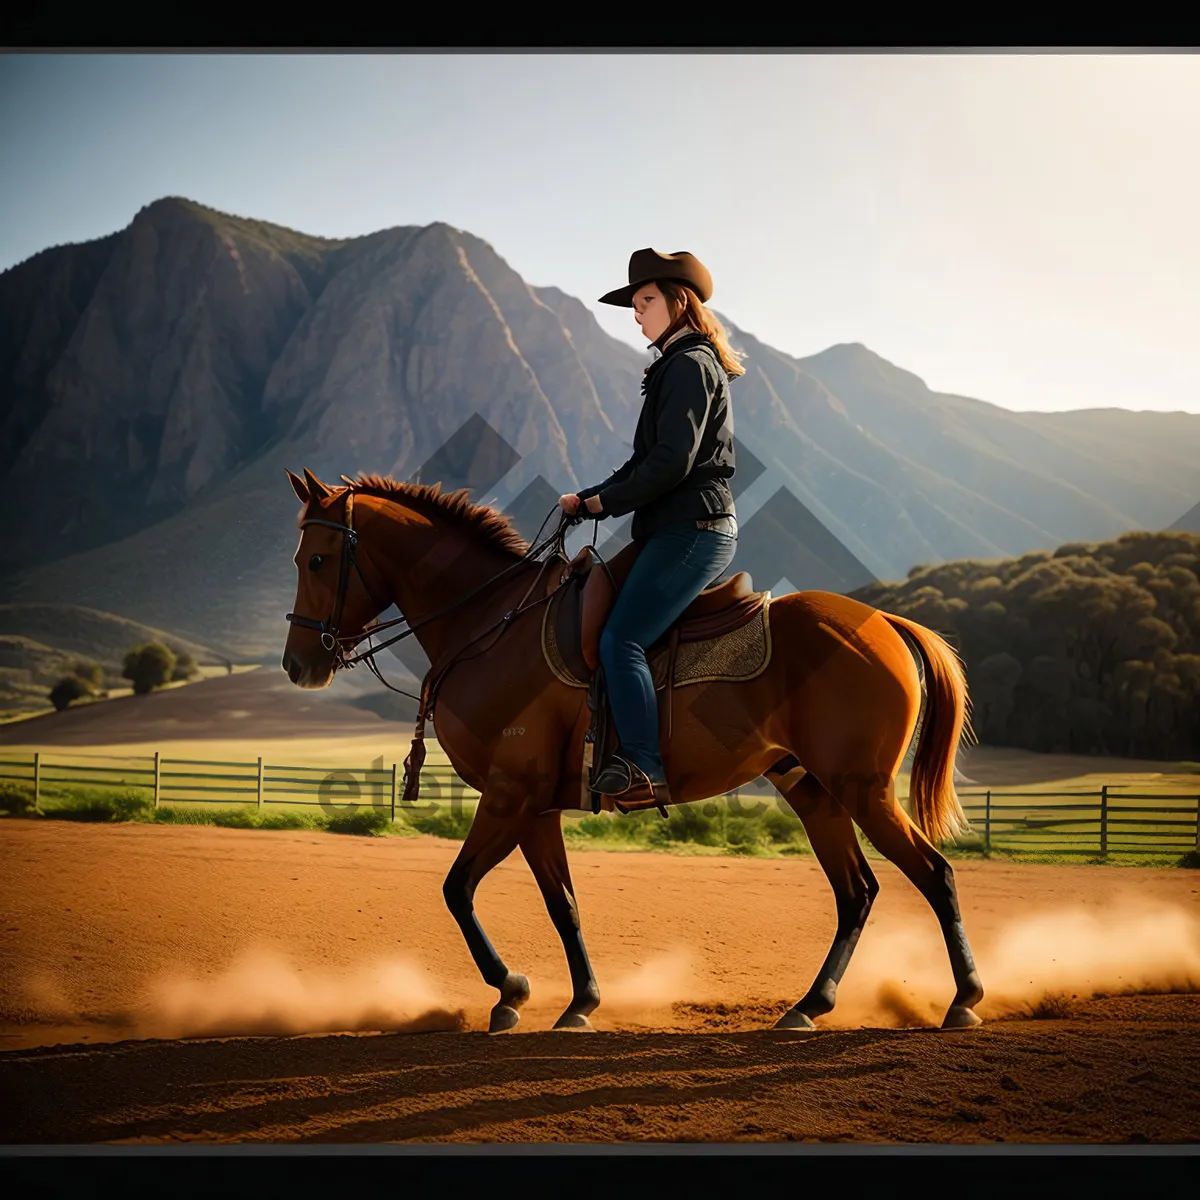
[1,818,1198,1144]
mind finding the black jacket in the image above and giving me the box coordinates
[577,331,736,541]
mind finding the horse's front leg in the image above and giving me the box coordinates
[519,810,601,1031]
[442,783,534,1033]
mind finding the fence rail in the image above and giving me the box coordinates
[1,752,1198,856]
[0,749,477,821]
[958,785,1200,855]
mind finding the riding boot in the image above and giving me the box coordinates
[590,753,671,818]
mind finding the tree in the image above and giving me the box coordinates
[968,652,1022,744]
[122,642,176,695]
[170,650,199,681]
[1009,655,1074,751]
[50,675,91,711]
[71,660,104,690]
[872,530,1200,758]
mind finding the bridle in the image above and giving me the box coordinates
[286,491,381,654]
[285,488,604,704]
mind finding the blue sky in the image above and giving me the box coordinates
[2,52,1198,414]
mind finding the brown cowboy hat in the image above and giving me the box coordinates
[598,248,713,307]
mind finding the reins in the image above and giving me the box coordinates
[287,491,619,803]
[346,502,576,673]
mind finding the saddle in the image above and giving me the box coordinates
[542,537,771,816]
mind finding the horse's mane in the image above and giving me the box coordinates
[339,474,532,559]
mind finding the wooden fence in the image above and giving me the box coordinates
[957,786,1200,856]
[2,750,1198,855]
[0,748,479,821]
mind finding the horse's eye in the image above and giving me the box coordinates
[308,554,324,571]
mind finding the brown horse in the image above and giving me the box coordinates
[281,467,985,1034]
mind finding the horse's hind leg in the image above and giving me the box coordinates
[519,811,601,1031]
[842,775,984,1029]
[768,769,879,1032]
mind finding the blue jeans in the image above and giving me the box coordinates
[597,520,738,781]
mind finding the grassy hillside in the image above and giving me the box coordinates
[0,603,243,720]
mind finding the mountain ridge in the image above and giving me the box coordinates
[0,195,1196,657]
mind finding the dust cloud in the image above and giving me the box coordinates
[16,971,79,1023]
[825,895,1200,1029]
[11,902,1198,1044]
[601,948,697,1015]
[112,903,1200,1037]
[128,949,467,1040]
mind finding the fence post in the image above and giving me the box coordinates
[257,756,264,810]
[984,790,991,853]
[391,763,398,823]
[1099,784,1108,857]
[32,751,41,813]
[154,751,161,809]
[371,755,384,810]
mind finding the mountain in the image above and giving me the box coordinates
[0,198,642,575]
[792,342,1198,546]
[709,322,1199,579]
[1169,500,1200,533]
[0,195,1197,661]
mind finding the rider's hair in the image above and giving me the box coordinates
[656,279,747,378]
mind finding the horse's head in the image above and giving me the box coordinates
[281,467,386,688]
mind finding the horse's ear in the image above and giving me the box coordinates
[340,474,357,487]
[303,467,332,503]
[286,469,309,504]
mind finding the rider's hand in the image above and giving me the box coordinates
[559,493,581,514]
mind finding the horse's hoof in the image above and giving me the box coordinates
[773,1010,819,1033]
[553,1011,595,1031]
[488,1004,522,1034]
[942,1004,983,1030]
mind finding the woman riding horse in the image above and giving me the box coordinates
[280,246,987,1034]
[561,248,745,812]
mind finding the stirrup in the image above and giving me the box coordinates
[593,754,670,818]
[592,753,667,795]
[590,753,635,796]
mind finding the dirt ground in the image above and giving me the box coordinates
[1,819,1198,1144]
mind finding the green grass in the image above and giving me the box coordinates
[151,805,325,832]
[0,782,817,856]
[402,805,476,841]
[561,796,816,859]
[0,781,37,816]
[40,786,154,822]
[5,783,406,837]
[948,844,1194,868]
[325,808,395,836]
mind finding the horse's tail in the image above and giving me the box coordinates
[880,611,975,845]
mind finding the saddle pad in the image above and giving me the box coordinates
[671,599,772,685]
[543,581,590,689]
[542,587,773,690]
